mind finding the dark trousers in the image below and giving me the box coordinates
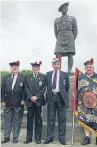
[3,106,24,139]
[26,103,42,141]
[88,122,97,130]
[47,93,66,141]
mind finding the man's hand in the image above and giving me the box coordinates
[21,101,25,105]
[31,96,38,102]
[2,102,6,106]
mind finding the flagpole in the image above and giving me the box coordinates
[71,90,76,145]
[71,111,75,145]
[71,68,79,145]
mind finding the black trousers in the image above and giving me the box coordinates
[26,103,42,141]
[47,93,66,141]
[87,122,97,130]
[3,106,24,139]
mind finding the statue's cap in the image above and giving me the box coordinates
[9,61,20,67]
[84,58,94,66]
[58,2,69,12]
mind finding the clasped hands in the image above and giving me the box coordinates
[31,96,38,102]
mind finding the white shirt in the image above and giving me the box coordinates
[52,70,60,92]
[12,73,18,90]
[33,72,38,78]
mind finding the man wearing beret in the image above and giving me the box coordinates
[54,2,78,73]
[43,56,69,145]
[1,61,25,144]
[77,59,97,145]
[23,61,46,144]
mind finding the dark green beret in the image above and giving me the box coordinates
[84,58,94,66]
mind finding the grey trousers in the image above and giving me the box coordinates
[3,106,24,139]
[47,94,66,141]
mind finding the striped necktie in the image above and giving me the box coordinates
[52,71,57,90]
[34,73,37,79]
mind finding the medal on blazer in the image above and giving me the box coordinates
[63,79,66,85]
[39,81,42,86]
[20,82,23,87]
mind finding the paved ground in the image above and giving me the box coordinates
[1,142,96,147]
[1,129,96,147]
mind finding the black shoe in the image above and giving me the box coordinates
[43,138,53,144]
[1,137,10,144]
[23,139,32,144]
[59,140,66,145]
[82,136,90,145]
[35,140,41,144]
[96,137,97,145]
[13,138,18,143]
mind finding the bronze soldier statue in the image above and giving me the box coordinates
[54,2,78,73]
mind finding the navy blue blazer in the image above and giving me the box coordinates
[25,73,46,107]
[1,73,26,107]
[46,71,69,107]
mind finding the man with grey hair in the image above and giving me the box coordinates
[23,61,46,144]
[1,61,25,144]
[43,56,69,145]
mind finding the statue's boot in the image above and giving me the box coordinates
[68,54,73,73]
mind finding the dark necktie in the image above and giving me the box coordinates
[11,74,15,87]
[34,73,37,79]
[52,71,57,90]
[11,74,15,82]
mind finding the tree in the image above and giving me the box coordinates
[0,70,32,83]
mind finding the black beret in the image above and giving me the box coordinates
[9,61,20,67]
[84,58,94,66]
[58,2,69,12]
[30,61,42,67]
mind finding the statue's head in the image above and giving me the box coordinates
[58,2,69,14]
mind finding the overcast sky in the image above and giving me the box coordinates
[1,0,97,73]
